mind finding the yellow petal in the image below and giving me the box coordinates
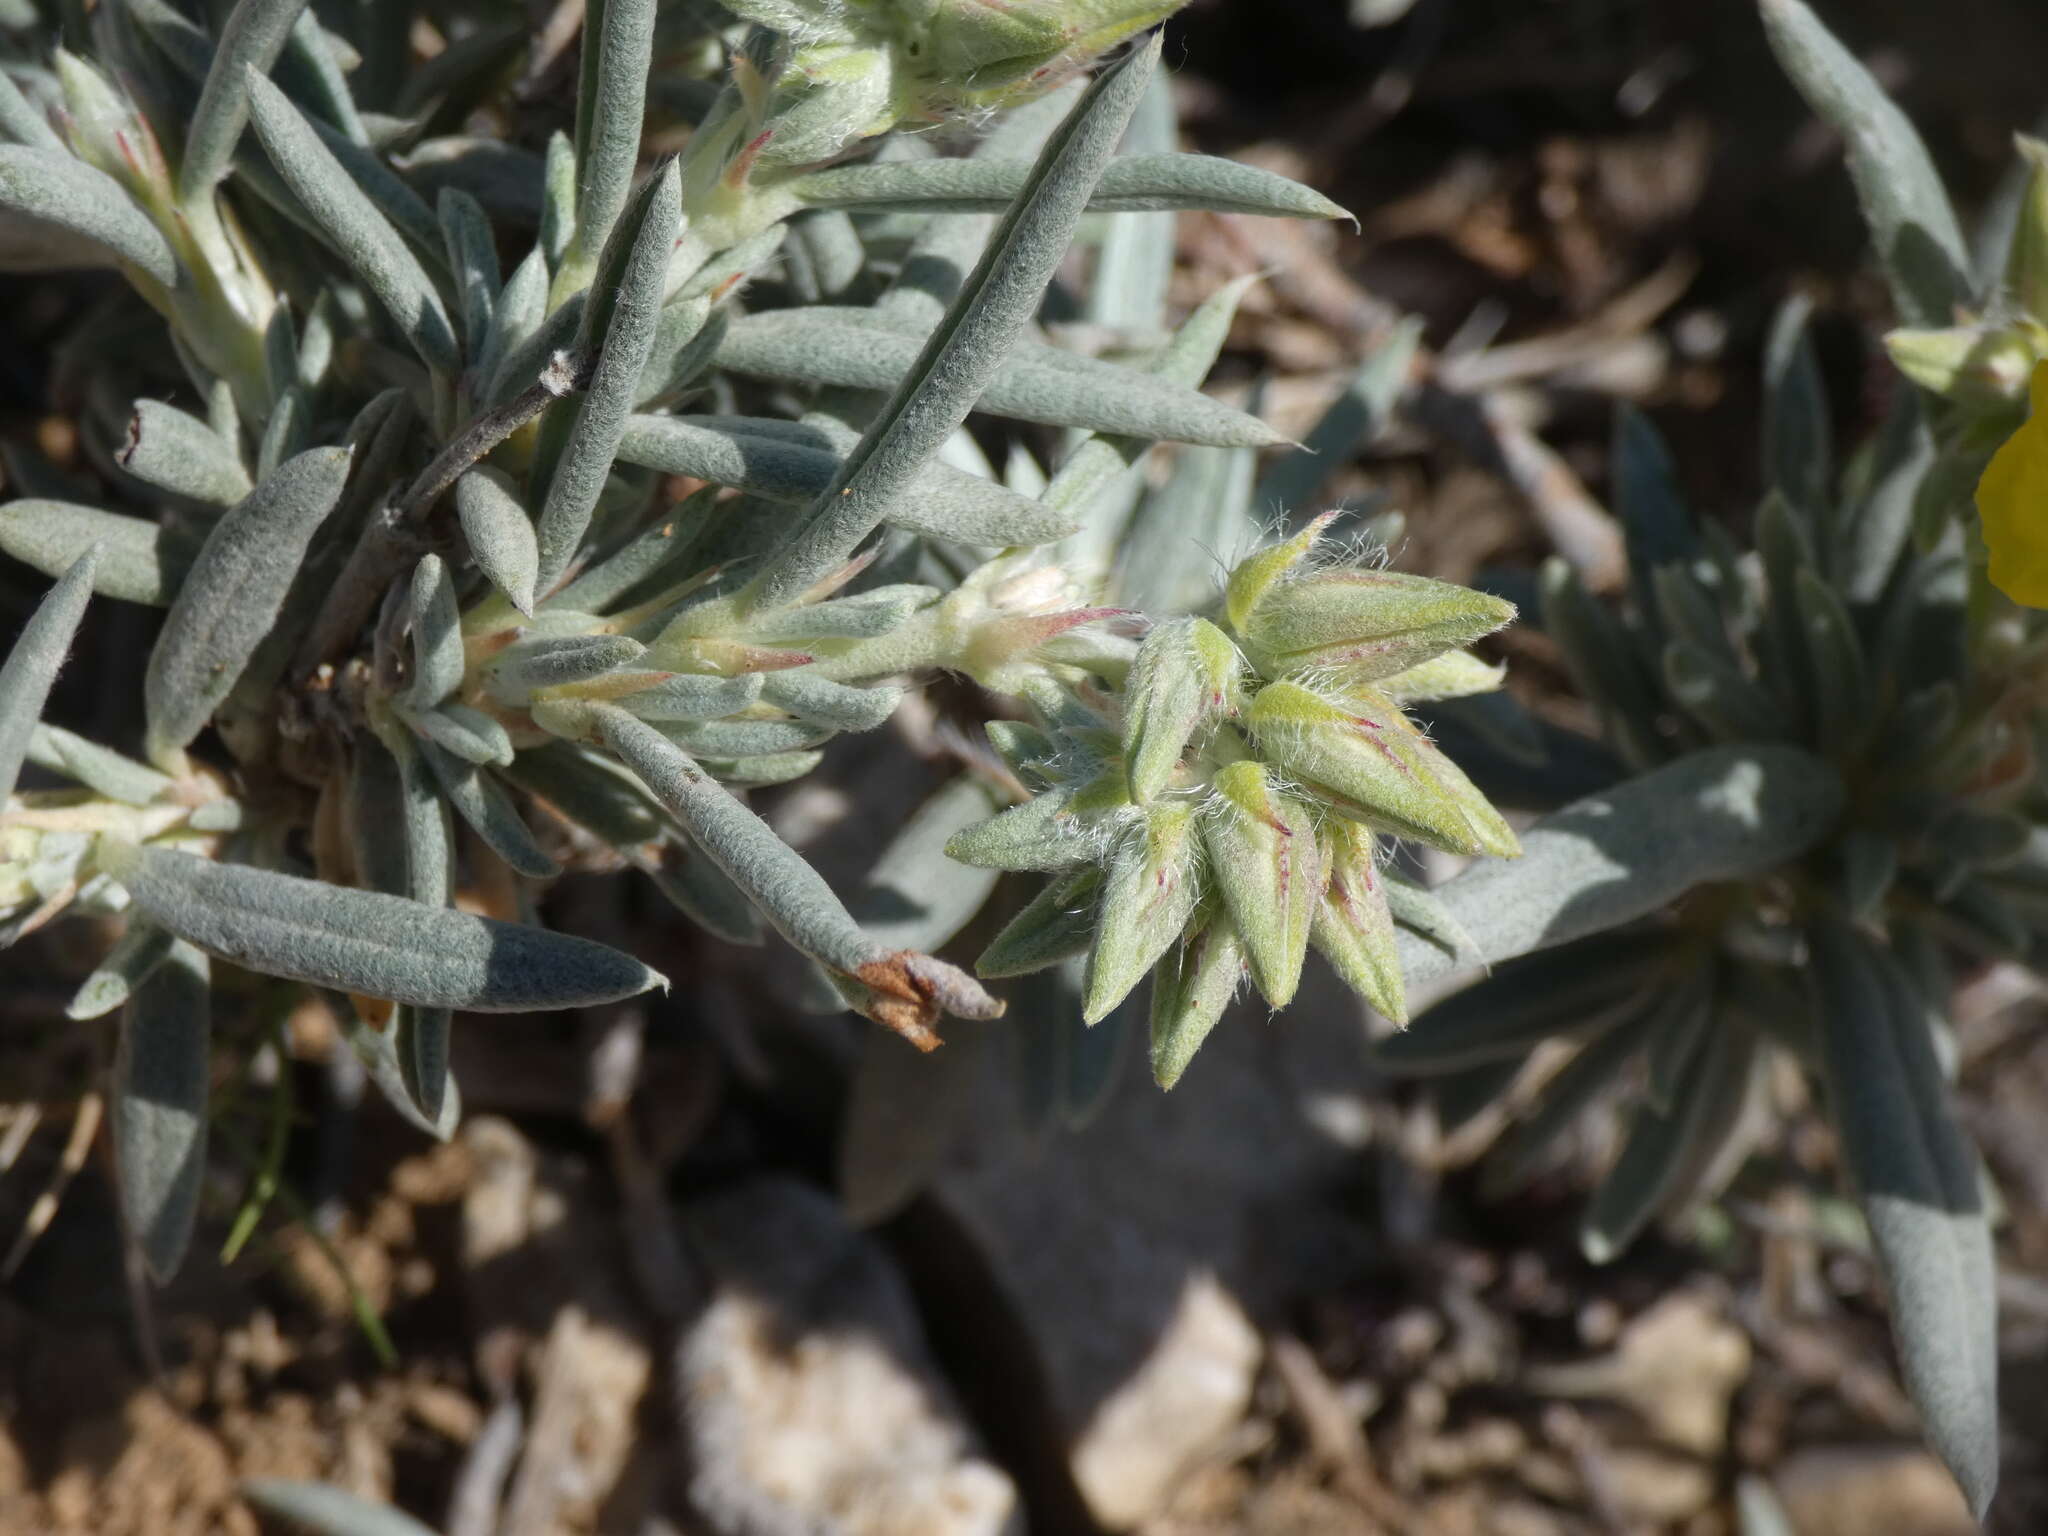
[1977,360,2048,607]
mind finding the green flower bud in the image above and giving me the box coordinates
[2007,135,2048,320]
[1378,648,1508,705]
[898,0,1184,112]
[1240,565,1514,684]
[1309,819,1405,1023]
[1149,903,1245,1090]
[1201,759,1318,1008]
[1246,679,1520,858]
[1084,799,1202,1023]
[757,42,904,167]
[944,777,1099,871]
[1885,323,2044,411]
[1121,616,1241,802]
[1224,513,1330,635]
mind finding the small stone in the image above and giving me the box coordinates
[1773,1443,1977,1536]
[676,1178,1019,1536]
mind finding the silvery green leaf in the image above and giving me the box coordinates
[1538,556,1666,769]
[417,739,557,879]
[1391,745,1844,993]
[1150,907,1245,1090]
[0,499,196,604]
[1754,492,1817,723]
[0,145,180,287]
[747,35,1167,608]
[545,485,716,614]
[714,307,1283,452]
[567,0,657,276]
[758,671,901,733]
[121,400,252,505]
[672,225,787,304]
[395,1002,454,1128]
[178,0,313,199]
[1382,870,1481,966]
[28,722,173,805]
[1480,1015,1649,1199]
[538,127,574,264]
[404,553,463,707]
[1433,1054,1528,1136]
[67,918,175,1019]
[439,187,496,353]
[1758,0,1969,328]
[1762,296,1834,527]
[598,707,999,1040]
[612,415,1078,546]
[637,838,763,943]
[238,1480,440,1536]
[1611,403,1695,621]
[1085,68,1176,335]
[786,153,1349,220]
[455,468,539,616]
[144,446,350,765]
[660,717,829,758]
[255,383,310,479]
[613,670,762,722]
[535,159,679,593]
[743,584,936,642]
[0,546,97,804]
[399,700,513,765]
[105,841,664,1009]
[245,71,458,374]
[488,634,646,697]
[113,937,210,1282]
[476,245,547,398]
[789,207,865,300]
[1254,317,1419,515]
[281,9,365,142]
[1378,933,1669,1073]
[977,866,1102,978]
[1664,641,1786,742]
[1842,385,1930,604]
[1642,960,1717,1112]
[1793,568,1870,748]
[1807,914,1998,1518]
[1117,433,1258,613]
[0,68,64,153]
[360,722,451,908]
[634,295,715,406]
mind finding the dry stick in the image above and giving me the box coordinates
[2,1091,102,1277]
[292,351,594,681]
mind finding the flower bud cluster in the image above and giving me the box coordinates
[947,515,1519,1087]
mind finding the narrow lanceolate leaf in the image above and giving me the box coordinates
[104,842,663,1009]
[455,468,539,616]
[405,555,463,708]
[535,159,680,593]
[419,739,559,879]
[122,401,253,505]
[0,547,97,804]
[1390,746,1842,994]
[944,780,1102,871]
[1202,761,1317,1008]
[1150,907,1245,1090]
[595,705,1001,1046]
[0,146,180,287]
[239,1481,440,1536]
[439,187,497,353]
[400,700,513,765]
[566,0,657,278]
[177,0,313,200]
[67,919,175,1019]
[747,34,1167,610]
[758,671,901,733]
[28,723,174,805]
[0,68,65,152]
[1808,915,1999,1518]
[1254,318,1421,515]
[0,499,197,604]
[245,71,458,374]
[715,308,1281,453]
[488,635,645,699]
[786,153,1349,220]
[1580,1020,1745,1262]
[613,415,1078,546]
[114,938,210,1283]
[1758,0,1970,328]
[144,446,351,766]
